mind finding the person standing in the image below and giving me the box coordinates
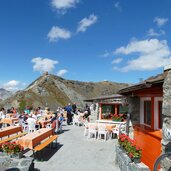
[65,103,72,125]
[84,104,91,121]
[72,103,77,114]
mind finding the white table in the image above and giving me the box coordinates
[96,120,126,125]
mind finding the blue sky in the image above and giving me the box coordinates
[0,0,171,91]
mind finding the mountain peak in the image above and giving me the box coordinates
[0,75,129,110]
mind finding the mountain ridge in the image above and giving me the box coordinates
[0,88,12,100]
[0,73,129,110]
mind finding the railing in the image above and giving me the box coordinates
[153,152,171,171]
[126,113,130,135]
[118,122,126,136]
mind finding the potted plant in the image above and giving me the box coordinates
[112,114,124,122]
[1,142,24,158]
[118,133,129,149]
[127,142,142,163]
[118,133,142,163]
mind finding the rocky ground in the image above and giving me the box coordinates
[33,122,120,171]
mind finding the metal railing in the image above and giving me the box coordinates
[153,152,171,171]
[118,122,127,136]
[126,113,130,136]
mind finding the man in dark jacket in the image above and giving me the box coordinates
[65,103,72,125]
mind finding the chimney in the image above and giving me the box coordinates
[43,72,49,76]
[164,64,171,72]
[163,64,171,77]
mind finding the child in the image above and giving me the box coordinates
[58,113,64,128]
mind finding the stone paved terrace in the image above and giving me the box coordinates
[33,123,120,171]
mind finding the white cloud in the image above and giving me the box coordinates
[3,80,20,91]
[147,28,165,37]
[111,58,123,64]
[57,69,68,77]
[77,14,98,32]
[47,26,71,42]
[51,0,79,12]
[114,2,122,11]
[154,17,168,27]
[101,50,110,58]
[113,39,171,72]
[31,57,58,73]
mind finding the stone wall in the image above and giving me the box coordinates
[161,70,171,170]
[115,145,150,171]
[89,103,99,122]
[127,96,140,124]
[0,153,34,171]
[126,96,140,139]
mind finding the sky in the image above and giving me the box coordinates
[0,0,171,91]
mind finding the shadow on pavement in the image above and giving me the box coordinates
[57,129,70,135]
[34,143,63,162]
[34,169,41,171]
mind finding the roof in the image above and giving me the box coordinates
[84,94,123,102]
[118,72,166,94]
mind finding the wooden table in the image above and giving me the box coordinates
[42,114,53,119]
[37,119,51,128]
[0,125,23,138]
[6,113,14,118]
[0,118,19,125]
[17,128,53,149]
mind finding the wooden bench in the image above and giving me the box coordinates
[0,132,27,144]
[33,135,58,160]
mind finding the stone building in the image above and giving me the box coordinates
[118,65,171,170]
[84,94,127,123]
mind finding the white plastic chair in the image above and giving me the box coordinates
[55,120,63,133]
[112,123,126,138]
[58,120,63,132]
[46,123,52,128]
[87,123,98,139]
[27,119,37,133]
[84,122,89,136]
[20,120,29,132]
[6,115,11,118]
[73,115,83,126]
[28,123,36,133]
[73,115,78,125]
[97,124,109,141]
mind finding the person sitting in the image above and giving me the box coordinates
[0,107,6,128]
[27,115,37,132]
[0,108,6,119]
[10,107,17,114]
[45,107,50,115]
[50,114,58,133]
[58,113,64,128]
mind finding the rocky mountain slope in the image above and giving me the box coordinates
[0,73,129,110]
[0,88,12,100]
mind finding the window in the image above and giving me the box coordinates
[119,105,128,114]
[144,101,151,125]
[101,104,115,119]
[158,101,163,129]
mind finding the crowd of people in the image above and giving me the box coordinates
[65,103,91,125]
[0,103,91,131]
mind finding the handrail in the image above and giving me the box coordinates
[118,122,126,136]
[126,113,130,136]
[153,152,171,171]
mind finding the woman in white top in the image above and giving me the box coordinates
[0,107,6,119]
